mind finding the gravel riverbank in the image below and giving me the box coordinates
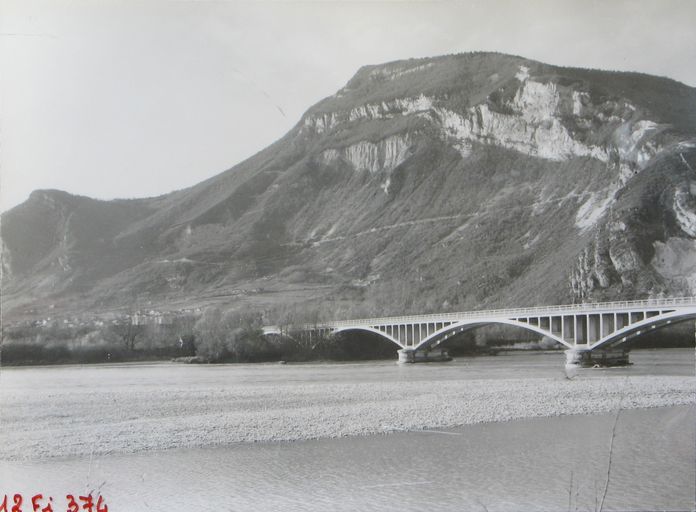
[1,356,694,461]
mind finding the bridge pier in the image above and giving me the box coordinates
[398,348,452,363]
[565,347,630,368]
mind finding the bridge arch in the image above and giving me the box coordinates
[589,310,696,350]
[413,318,573,351]
[332,326,404,349]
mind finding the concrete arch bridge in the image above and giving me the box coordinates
[264,297,696,365]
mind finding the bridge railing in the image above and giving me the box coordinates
[315,296,696,329]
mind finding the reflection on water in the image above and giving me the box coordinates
[1,349,694,511]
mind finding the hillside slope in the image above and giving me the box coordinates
[3,52,696,322]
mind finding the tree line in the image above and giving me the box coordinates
[2,302,693,366]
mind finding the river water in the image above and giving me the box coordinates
[1,349,694,511]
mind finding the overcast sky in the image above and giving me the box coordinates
[1,0,695,211]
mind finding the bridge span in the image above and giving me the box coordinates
[264,297,696,365]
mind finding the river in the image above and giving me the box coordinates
[1,349,694,511]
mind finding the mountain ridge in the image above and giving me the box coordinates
[3,52,696,324]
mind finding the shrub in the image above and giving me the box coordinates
[193,307,271,362]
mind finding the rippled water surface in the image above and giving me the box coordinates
[1,349,694,511]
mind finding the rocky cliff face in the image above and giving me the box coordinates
[3,52,696,322]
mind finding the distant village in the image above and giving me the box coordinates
[26,308,202,330]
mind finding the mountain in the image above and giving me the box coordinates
[3,52,696,324]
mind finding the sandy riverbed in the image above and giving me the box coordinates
[1,358,693,461]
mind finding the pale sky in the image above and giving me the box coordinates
[1,0,695,211]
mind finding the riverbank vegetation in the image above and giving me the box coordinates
[1,315,198,366]
[2,304,694,366]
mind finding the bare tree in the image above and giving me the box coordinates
[109,317,145,352]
